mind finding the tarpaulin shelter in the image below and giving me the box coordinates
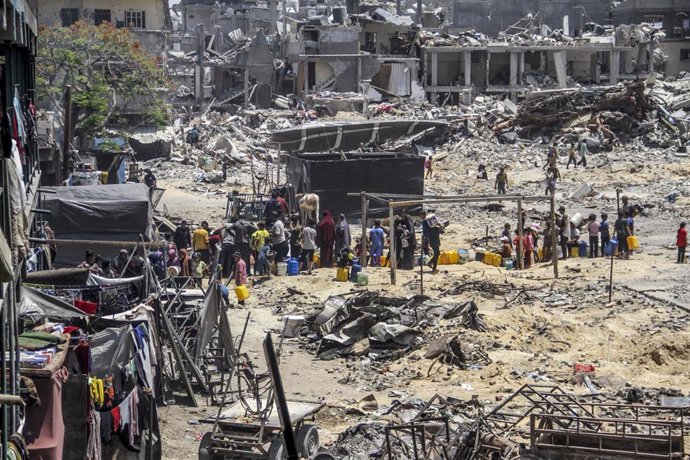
[42,184,156,267]
[286,153,425,218]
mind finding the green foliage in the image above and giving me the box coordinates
[37,22,170,137]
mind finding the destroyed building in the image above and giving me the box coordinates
[31,0,172,54]
[452,0,612,37]
[612,0,690,77]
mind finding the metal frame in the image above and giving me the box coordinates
[350,192,559,285]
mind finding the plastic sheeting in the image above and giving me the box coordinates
[286,154,424,219]
[19,286,89,321]
[42,184,154,267]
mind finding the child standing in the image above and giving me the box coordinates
[587,214,600,258]
[599,213,610,257]
[677,222,687,264]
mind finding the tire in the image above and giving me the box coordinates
[313,453,336,460]
[198,432,212,460]
[296,424,320,458]
[268,437,285,460]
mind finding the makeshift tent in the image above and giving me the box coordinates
[286,153,424,218]
[42,184,155,266]
[269,119,448,152]
[19,286,89,322]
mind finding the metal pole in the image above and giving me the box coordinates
[61,84,72,182]
[389,204,396,285]
[419,243,424,295]
[360,193,368,268]
[517,198,524,270]
[608,190,620,302]
[550,195,558,278]
[263,333,299,460]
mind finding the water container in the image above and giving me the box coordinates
[356,272,369,286]
[336,267,349,282]
[287,258,299,276]
[276,262,287,276]
[627,235,640,250]
[505,259,514,270]
[475,251,485,262]
[350,264,362,282]
[458,249,469,264]
[605,238,618,256]
[235,285,250,301]
[578,240,588,257]
[332,5,347,24]
[570,246,579,258]
[570,212,584,227]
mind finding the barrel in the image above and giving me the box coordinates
[333,6,347,24]
[570,212,584,227]
[287,258,299,276]
[350,264,362,282]
[578,240,588,257]
[605,238,618,256]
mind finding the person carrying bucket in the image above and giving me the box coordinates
[232,251,248,305]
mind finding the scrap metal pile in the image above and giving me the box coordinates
[300,292,488,362]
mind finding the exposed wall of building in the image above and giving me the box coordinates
[35,0,170,30]
[659,40,690,77]
[453,0,610,36]
[611,0,690,36]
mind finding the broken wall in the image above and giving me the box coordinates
[36,0,169,30]
[658,40,690,78]
[319,27,361,54]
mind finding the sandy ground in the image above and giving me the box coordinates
[156,140,690,458]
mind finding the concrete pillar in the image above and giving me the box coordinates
[486,52,491,87]
[195,24,205,103]
[553,50,567,88]
[610,50,620,85]
[518,52,525,81]
[648,44,655,74]
[589,52,600,84]
[622,50,633,74]
[431,51,438,106]
[509,51,518,88]
[464,51,471,87]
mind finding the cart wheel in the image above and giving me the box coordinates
[268,438,285,460]
[199,432,213,460]
[296,424,320,458]
[312,453,336,460]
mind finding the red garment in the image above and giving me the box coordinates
[23,367,69,459]
[234,258,247,286]
[677,227,688,247]
[277,197,289,215]
[74,300,98,315]
[317,211,336,268]
[112,406,121,432]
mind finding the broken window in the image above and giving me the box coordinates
[125,11,146,29]
[643,15,664,29]
[363,32,377,53]
[94,9,112,25]
[681,49,690,61]
[60,8,80,27]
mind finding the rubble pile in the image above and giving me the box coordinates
[300,292,488,361]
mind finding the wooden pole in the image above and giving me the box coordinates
[61,84,72,182]
[389,204,396,285]
[360,193,368,268]
[517,198,524,270]
[550,194,558,278]
[608,189,620,302]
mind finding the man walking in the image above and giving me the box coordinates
[495,167,508,195]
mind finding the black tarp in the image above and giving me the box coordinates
[269,120,448,152]
[25,268,91,286]
[19,286,89,322]
[286,153,424,219]
[42,184,154,267]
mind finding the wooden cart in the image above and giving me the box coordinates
[199,399,325,459]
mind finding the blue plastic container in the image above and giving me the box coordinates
[578,240,588,257]
[287,258,299,276]
[605,238,618,256]
[350,264,362,282]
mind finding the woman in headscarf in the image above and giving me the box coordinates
[179,248,192,277]
[400,209,417,270]
[334,213,351,254]
[148,250,165,280]
[166,247,181,277]
[317,210,336,268]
